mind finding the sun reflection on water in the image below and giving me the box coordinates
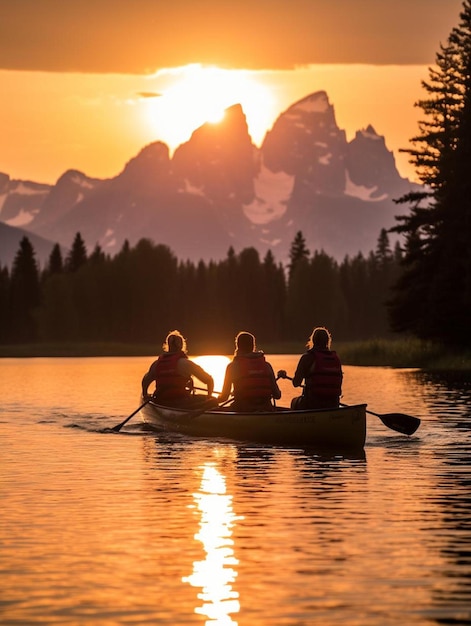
[183,463,241,624]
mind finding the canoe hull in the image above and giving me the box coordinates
[142,401,367,450]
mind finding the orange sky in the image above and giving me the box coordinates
[0,0,464,184]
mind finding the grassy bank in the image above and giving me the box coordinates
[1,338,470,370]
[336,338,471,369]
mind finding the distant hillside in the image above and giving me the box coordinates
[0,221,66,269]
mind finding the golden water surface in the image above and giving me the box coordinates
[1,356,470,625]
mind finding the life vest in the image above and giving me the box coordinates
[305,349,343,399]
[153,351,190,400]
[232,353,273,401]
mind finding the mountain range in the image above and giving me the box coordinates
[0,90,421,269]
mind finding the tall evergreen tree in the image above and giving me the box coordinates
[8,237,40,342]
[288,231,310,281]
[43,243,64,280]
[390,0,471,346]
[65,232,88,273]
[375,228,393,265]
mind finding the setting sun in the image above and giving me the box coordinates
[1,63,427,184]
[193,355,231,394]
[143,64,276,152]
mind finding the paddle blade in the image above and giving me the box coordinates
[110,421,126,432]
[378,412,421,436]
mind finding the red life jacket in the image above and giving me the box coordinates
[305,349,343,399]
[232,353,273,401]
[153,351,190,400]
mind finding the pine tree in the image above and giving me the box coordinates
[375,229,393,265]
[8,237,40,342]
[65,232,88,273]
[288,231,310,281]
[390,0,471,346]
[43,243,64,278]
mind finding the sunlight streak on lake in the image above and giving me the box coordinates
[183,463,241,624]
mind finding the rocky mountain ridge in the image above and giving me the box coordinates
[0,90,420,268]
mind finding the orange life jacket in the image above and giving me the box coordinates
[305,349,343,399]
[232,353,273,401]
[153,351,190,400]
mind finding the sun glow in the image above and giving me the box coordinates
[193,355,231,394]
[144,64,276,152]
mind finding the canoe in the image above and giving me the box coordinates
[141,399,367,450]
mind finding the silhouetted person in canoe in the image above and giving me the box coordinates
[289,326,343,410]
[218,331,281,412]
[142,330,216,408]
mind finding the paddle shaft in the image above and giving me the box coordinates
[111,399,151,432]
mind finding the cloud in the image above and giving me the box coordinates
[0,0,464,73]
[137,92,163,99]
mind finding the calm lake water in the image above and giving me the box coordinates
[1,355,470,625]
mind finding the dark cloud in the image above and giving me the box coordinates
[0,0,464,73]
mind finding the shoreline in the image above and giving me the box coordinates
[1,339,470,370]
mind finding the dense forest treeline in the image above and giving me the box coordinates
[0,229,402,350]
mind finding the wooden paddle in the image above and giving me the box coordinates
[340,403,420,436]
[110,398,151,432]
[276,370,421,436]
